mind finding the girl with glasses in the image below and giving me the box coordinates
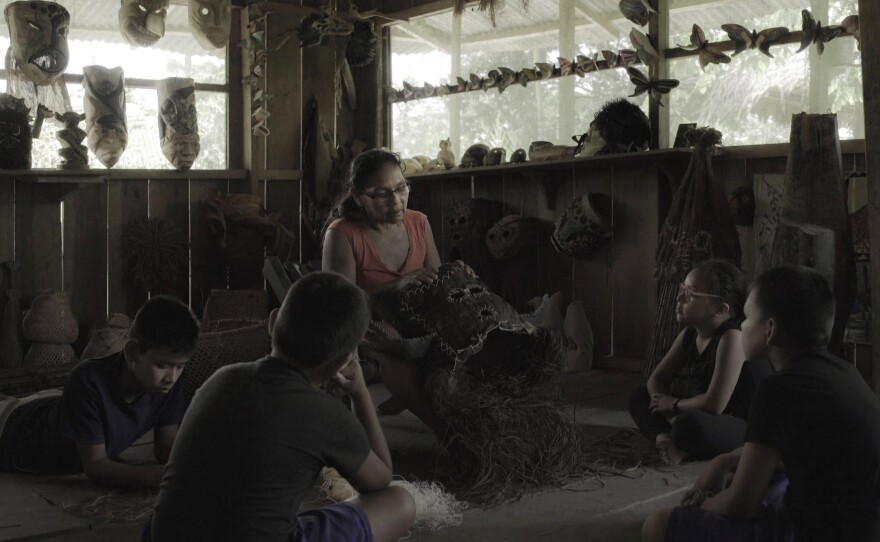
[629,259,772,465]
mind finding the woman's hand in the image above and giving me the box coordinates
[395,266,438,291]
[455,260,478,279]
[650,393,678,417]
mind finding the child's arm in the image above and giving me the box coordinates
[76,442,163,488]
[700,442,779,519]
[153,424,179,464]
[335,356,394,493]
[676,331,745,414]
[647,329,688,396]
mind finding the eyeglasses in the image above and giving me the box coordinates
[359,182,411,201]
[677,283,722,302]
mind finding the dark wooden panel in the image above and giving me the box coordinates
[0,180,13,264]
[148,179,191,304]
[264,178,301,261]
[107,179,149,317]
[266,6,304,171]
[571,166,613,357]
[438,176,473,261]
[62,183,108,340]
[610,163,659,360]
[713,159,754,280]
[14,183,62,304]
[190,179,230,315]
[301,34,338,171]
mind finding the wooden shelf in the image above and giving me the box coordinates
[406,147,694,182]
[4,168,249,180]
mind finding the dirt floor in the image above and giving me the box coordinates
[0,369,705,542]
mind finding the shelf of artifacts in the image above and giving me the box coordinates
[2,168,251,181]
[405,147,694,183]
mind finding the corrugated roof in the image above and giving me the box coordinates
[0,0,226,61]
[390,0,853,56]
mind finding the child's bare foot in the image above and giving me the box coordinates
[656,437,688,465]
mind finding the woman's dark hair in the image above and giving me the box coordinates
[692,259,747,323]
[750,265,835,348]
[129,295,200,356]
[272,272,370,367]
[592,98,651,153]
[330,149,404,223]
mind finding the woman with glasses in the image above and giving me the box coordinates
[322,149,454,436]
[628,260,772,465]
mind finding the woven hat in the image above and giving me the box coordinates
[81,313,131,360]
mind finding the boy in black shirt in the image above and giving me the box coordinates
[643,265,880,542]
[150,272,415,542]
[0,295,198,488]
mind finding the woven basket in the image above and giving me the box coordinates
[23,343,78,368]
[81,313,132,360]
[22,290,79,343]
[180,322,271,403]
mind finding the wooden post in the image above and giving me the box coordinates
[861,0,880,394]
[648,0,668,149]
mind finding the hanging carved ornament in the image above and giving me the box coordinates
[551,193,612,257]
[486,215,542,261]
[189,0,231,50]
[158,78,200,170]
[119,0,169,47]
[4,1,70,86]
[83,65,128,168]
[0,93,32,170]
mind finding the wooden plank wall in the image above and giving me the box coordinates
[2,175,249,365]
[408,149,865,366]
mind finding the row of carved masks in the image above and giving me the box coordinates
[119,0,230,49]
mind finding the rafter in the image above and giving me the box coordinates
[572,0,619,41]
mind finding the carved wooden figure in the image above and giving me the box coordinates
[157,77,200,170]
[0,93,31,169]
[54,111,88,170]
[4,1,70,86]
[119,0,169,47]
[189,0,231,50]
[83,65,128,168]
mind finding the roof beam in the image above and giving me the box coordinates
[392,19,451,52]
[572,0,619,41]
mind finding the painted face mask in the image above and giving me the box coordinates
[158,78,200,170]
[119,0,169,47]
[551,193,612,257]
[486,215,543,261]
[83,65,128,168]
[188,0,230,50]
[0,93,32,169]
[4,1,70,86]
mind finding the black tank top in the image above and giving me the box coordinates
[669,318,740,399]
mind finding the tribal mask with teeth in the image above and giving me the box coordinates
[119,0,169,47]
[4,1,70,86]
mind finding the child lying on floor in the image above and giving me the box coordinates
[630,259,771,464]
[148,272,415,542]
[0,296,198,488]
[643,265,880,542]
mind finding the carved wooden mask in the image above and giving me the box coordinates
[188,0,230,49]
[158,78,200,170]
[83,65,128,168]
[551,193,612,257]
[0,93,31,169]
[4,1,70,86]
[119,0,169,47]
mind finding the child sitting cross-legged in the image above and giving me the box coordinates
[630,259,772,465]
[643,265,880,542]
[0,295,198,487]
[148,271,415,542]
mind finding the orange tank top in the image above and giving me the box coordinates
[327,210,429,290]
